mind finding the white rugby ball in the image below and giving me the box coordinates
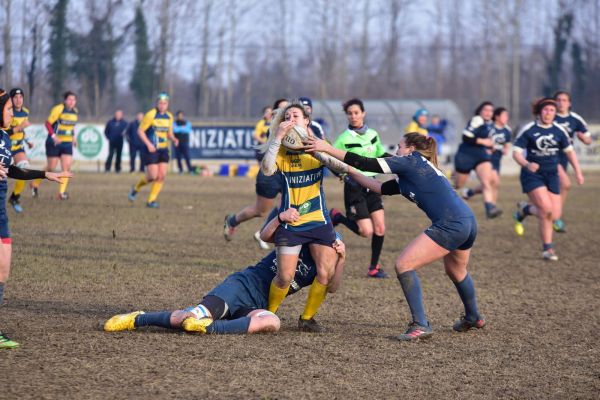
[281,125,309,150]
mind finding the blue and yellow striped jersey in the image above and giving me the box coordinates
[47,103,78,142]
[9,107,29,151]
[276,149,330,231]
[140,108,173,149]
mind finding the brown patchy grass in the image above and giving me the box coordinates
[2,172,600,399]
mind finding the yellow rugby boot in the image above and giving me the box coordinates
[181,317,213,334]
[104,311,144,332]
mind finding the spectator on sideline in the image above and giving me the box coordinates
[173,111,194,174]
[404,108,429,136]
[104,109,128,173]
[427,114,447,154]
[127,112,145,173]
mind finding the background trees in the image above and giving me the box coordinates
[0,0,598,122]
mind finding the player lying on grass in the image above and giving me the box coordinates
[104,208,346,334]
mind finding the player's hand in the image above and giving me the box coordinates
[147,143,157,153]
[275,120,295,140]
[303,137,331,153]
[526,162,539,173]
[173,139,180,147]
[45,171,74,183]
[52,136,62,145]
[0,164,7,180]
[575,171,584,185]
[72,139,77,148]
[332,239,345,259]
[279,208,300,223]
[27,141,34,149]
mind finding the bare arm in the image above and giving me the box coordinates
[565,149,584,185]
[259,208,300,243]
[347,167,383,194]
[311,151,349,174]
[577,131,593,145]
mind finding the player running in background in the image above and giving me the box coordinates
[223,98,288,250]
[552,91,592,233]
[253,105,273,148]
[404,108,429,136]
[30,91,78,200]
[104,208,346,335]
[307,132,485,341]
[0,89,73,349]
[462,107,512,205]
[453,101,502,219]
[260,100,348,332]
[128,93,178,208]
[329,98,389,278]
[512,98,584,261]
[6,88,32,213]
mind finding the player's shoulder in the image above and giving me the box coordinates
[50,103,64,113]
[505,125,512,134]
[166,111,174,119]
[516,121,535,138]
[552,122,570,137]
[22,106,30,114]
[144,108,157,118]
[468,115,484,129]
[570,111,587,125]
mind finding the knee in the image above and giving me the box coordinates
[249,312,280,333]
[395,260,413,275]
[359,226,373,238]
[275,273,293,288]
[373,223,385,236]
[561,179,571,191]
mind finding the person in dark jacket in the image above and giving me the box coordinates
[104,110,128,173]
[126,112,144,173]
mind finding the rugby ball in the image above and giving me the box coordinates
[281,125,309,150]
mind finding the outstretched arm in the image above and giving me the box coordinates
[305,136,388,174]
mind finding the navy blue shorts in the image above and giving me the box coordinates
[0,186,10,239]
[255,170,280,199]
[425,215,477,251]
[558,152,568,171]
[142,148,169,165]
[274,223,336,247]
[454,147,491,174]
[491,151,502,172]
[45,138,73,157]
[205,271,267,318]
[520,168,560,195]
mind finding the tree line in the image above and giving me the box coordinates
[1,0,599,124]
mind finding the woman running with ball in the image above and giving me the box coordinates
[260,100,347,332]
[306,132,485,341]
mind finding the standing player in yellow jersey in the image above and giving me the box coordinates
[128,93,178,208]
[6,89,32,213]
[31,91,78,200]
[260,100,348,332]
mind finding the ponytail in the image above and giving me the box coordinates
[404,132,438,168]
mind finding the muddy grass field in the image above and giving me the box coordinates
[2,172,599,399]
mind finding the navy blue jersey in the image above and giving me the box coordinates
[0,129,13,190]
[310,121,325,140]
[380,152,473,223]
[461,116,492,149]
[554,112,589,141]
[237,246,318,306]
[514,121,572,173]
[490,125,512,151]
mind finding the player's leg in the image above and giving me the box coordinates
[453,171,470,190]
[526,187,556,260]
[490,169,500,204]
[9,153,28,213]
[224,195,275,240]
[58,153,72,199]
[395,233,449,341]
[147,161,167,207]
[268,248,300,313]
[475,161,501,218]
[129,155,157,201]
[0,222,17,348]
[367,201,387,278]
[554,164,570,232]
[299,243,337,332]
[443,248,485,331]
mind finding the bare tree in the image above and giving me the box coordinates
[1,0,13,87]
